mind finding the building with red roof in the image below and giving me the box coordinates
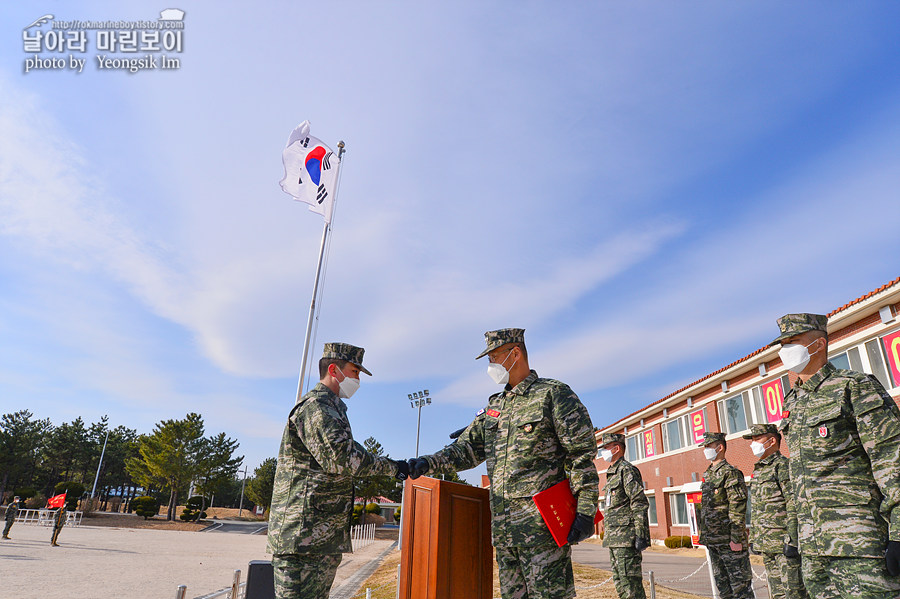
[594,277,900,542]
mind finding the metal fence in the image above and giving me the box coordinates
[175,570,245,599]
[351,522,376,551]
[15,509,82,527]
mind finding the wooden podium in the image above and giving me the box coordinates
[399,477,493,599]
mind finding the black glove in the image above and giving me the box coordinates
[886,540,900,577]
[634,537,650,552]
[567,513,594,545]
[783,543,799,558]
[407,457,429,479]
[748,543,759,555]
[449,426,467,440]
[394,459,409,480]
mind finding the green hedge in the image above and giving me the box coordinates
[132,496,159,520]
[664,535,693,548]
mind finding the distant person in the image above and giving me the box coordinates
[744,424,807,599]
[698,432,753,599]
[267,343,409,599]
[771,313,900,598]
[599,433,650,599]
[50,505,66,546]
[407,328,599,599]
[3,496,20,539]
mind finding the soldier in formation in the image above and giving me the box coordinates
[408,328,599,599]
[744,424,807,599]
[50,504,66,546]
[697,431,753,599]
[267,343,410,599]
[599,433,650,599]
[772,313,900,598]
[3,496,20,539]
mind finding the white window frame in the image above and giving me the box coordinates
[646,491,658,526]
[661,415,689,452]
[669,493,689,526]
[717,391,753,435]
[829,331,898,391]
[625,432,645,462]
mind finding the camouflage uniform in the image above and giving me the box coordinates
[50,506,65,546]
[744,424,807,599]
[422,329,599,599]
[267,343,399,599]
[773,314,900,599]
[3,499,19,539]
[697,432,753,599]
[601,433,650,599]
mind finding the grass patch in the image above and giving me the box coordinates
[357,549,707,599]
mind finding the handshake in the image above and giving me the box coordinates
[393,457,431,481]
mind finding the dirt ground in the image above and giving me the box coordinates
[581,536,765,566]
[358,549,707,599]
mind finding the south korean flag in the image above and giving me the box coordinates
[279,120,340,224]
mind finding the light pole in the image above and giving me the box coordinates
[238,465,248,517]
[408,389,432,458]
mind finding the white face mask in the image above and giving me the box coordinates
[703,447,719,460]
[778,339,818,373]
[335,367,360,399]
[600,449,614,462]
[750,441,767,458]
[486,349,517,385]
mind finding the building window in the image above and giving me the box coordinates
[828,336,896,390]
[670,493,689,526]
[625,433,645,462]
[647,493,657,525]
[717,392,751,435]
[865,339,892,390]
[661,416,688,452]
[830,346,863,372]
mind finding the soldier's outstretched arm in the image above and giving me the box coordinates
[553,386,600,516]
[850,375,900,542]
[419,416,487,475]
[298,402,397,478]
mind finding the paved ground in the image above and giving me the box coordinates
[573,543,771,599]
[0,521,392,599]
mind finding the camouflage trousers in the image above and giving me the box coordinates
[762,551,807,599]
[272,553,342,599]
[3,519,13,537]
[50,525,63,545]
[609,546,646,599]
[706,544,753,599]
[801,555,900,599]
[495,544,575,599]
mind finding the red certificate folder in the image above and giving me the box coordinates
[532,479,603,547]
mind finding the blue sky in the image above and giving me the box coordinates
[2,2,900,485]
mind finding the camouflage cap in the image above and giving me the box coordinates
[475,328,525,359]
[741,424,779,439]
[600,433,626,447]
[322,342,372,376]
[769,313,828,347]
[700,431,726,446]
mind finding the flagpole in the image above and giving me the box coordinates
[295,140,346,402]
[90,428,110,499]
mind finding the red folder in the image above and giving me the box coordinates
[533,479,603,547]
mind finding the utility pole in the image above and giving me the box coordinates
[238,465,248,517]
